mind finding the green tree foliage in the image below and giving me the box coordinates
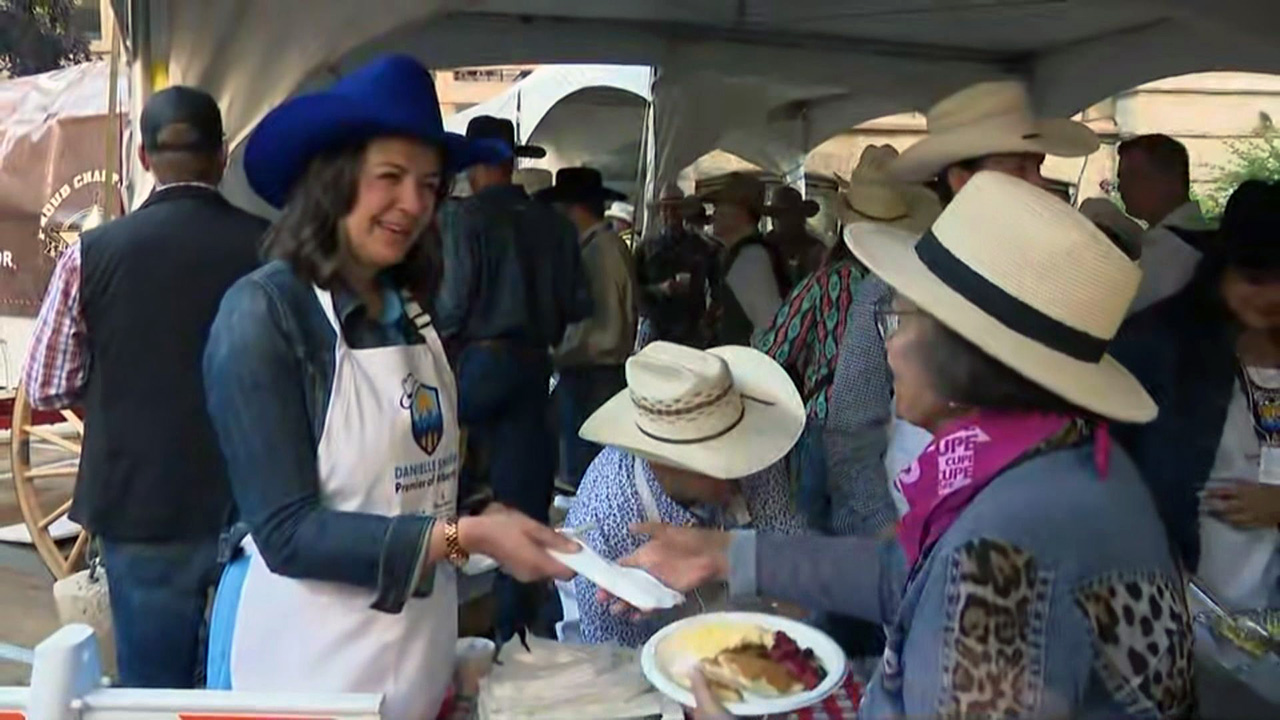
[1196,115,1280,221]
[0,0,90,77]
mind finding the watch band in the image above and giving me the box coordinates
[444,517,470,568]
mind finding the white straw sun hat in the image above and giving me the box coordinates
[844,171,1156,423]
[578,342,805,479]
[891,80,1100,183]
[605,201,635,225]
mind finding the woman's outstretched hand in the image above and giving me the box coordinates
[596,522,731,617]
[459,508,578,582]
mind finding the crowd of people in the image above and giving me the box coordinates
[19,50,1280,720]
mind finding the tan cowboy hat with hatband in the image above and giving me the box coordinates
[891,80,1100,183]
[836,144,942,235]
[843,171,1156,423]
[700,173,766,217]
[579,341,805,479]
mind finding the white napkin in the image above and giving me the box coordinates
[478,636,683,720]
[549,537,685,611]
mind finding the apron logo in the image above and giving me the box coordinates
[401,373,444,455]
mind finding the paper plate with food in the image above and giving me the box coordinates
[641,611,846,715]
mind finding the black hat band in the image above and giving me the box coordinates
[914,230,1109,362]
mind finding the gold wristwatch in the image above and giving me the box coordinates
[443,517,470,568]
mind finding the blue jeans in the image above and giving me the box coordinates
[101,538,221,688]
[792,421,833,533]
[555,365,625,489]
[457,342,555,640]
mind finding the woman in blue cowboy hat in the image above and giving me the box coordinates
[201,55,576,720]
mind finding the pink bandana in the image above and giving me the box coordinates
[895,411,1106,567]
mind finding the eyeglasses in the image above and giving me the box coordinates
[873,297,918,341]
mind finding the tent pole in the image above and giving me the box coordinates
[637,66,658,239]
[103,8,122,222]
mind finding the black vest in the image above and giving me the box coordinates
[714,234,788,346]
[77,185,266,541]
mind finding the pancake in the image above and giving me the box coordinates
[656,621,771,686]
[701,650,803,697]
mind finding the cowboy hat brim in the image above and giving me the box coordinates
[537,184,627,204]
[514,144,547,159]
[246,93,504,208]
[890,117,1099,183]
[838,184,941,235]
[843,224,1156,423]
[578,346,806,480]
[764,200,821,219]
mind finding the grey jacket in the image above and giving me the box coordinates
[731,444,1194,719]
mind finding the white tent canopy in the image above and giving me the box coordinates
[112,0,1280,205]
[444,65,651,193]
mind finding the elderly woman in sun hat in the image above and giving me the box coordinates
[201,55,576,720]
[558,341,806,647]
[822,80,1101,541]
[613,172,1195,719]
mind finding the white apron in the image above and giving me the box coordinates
[229,287,461,720]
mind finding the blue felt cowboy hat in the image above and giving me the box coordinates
[244,54,506,207]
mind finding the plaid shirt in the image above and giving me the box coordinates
[23,245,88,410]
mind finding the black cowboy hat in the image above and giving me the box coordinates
[465,115,547,160]
[534,167,626,205]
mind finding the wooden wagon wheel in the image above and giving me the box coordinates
[9,386,88,579]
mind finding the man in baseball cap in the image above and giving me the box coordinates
[139,86,227,183]
[23,86,265,689]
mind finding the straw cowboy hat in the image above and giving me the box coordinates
[890,80,1100,183]
[836,145,941,235]
[844,171,1156,423]
[605,201,635,226]
[763,187,820,220]
[513,168,552,195]
[579,341,805,479]
[244,54,497,207]
[651,182,686,207]
[700,173,766,217]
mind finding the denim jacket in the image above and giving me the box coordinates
[203,260,435,614]
[731,445,1195,719]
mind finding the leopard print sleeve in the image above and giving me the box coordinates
[916,538,1195,720]
[934,538,1055,719]
[1074,572,1195,718]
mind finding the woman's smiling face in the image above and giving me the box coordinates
[341,136,443,272]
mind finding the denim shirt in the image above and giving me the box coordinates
[731,445,1195,719]
[203,260,434,614]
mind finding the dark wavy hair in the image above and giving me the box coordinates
[261,136,453,307]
